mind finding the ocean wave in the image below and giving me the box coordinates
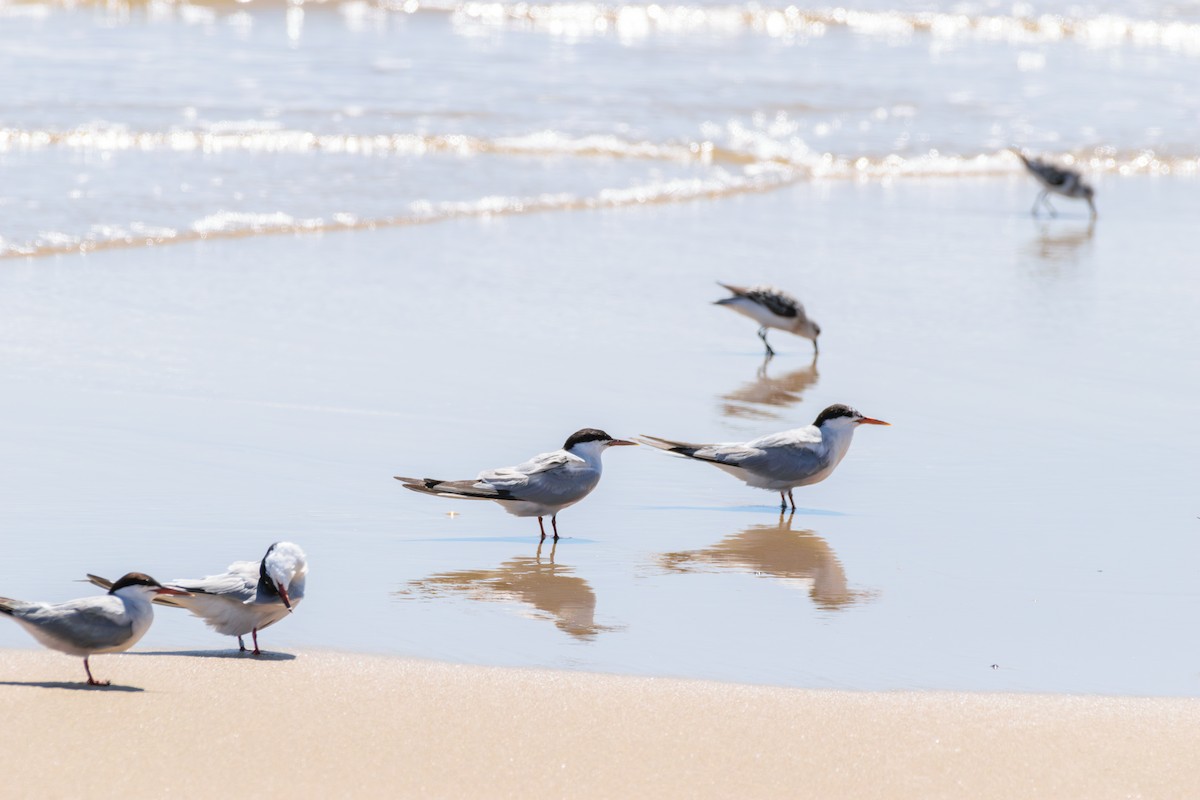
[418,2,1200,52]
[3,124,1196,260]
[3,143,1194,259]
[0,167,797,258]
[7,0,1200,53]
[0,125,709,162]
[2,124,1198,177]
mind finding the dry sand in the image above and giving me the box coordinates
[1,649,1197,798]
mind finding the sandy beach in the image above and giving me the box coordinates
[3,1,1200,795]
[1,647,1197,798]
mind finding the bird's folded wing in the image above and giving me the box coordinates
[168,571,258,603]
[21,598,134,650]
[637,435,756,468]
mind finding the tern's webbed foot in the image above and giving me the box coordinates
[87,678,111,686]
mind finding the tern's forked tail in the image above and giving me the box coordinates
[635,435,713,460]
[394,476,510,500]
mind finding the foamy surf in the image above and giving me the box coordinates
[2,143,1194,259]
[0,168,798,258]
[3,125,1198,175]
[6,0,1200,52]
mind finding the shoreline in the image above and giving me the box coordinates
[1,648,1197,797]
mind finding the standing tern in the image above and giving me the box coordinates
[714,282,820,357]
[396,428,637,540]
[88,542,307,655]
[1011,149,1096,218]
[638,404,889,511]
[0,573,188,685]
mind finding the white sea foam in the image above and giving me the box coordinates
[6,124,1196,178]
[8,0,1200,52]
[400,1,1200,53]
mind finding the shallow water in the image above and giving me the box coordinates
[1,0,1198,694]
[2,173,1198,694]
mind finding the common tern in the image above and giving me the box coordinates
[396,428,636,540]
[87,542,307,655]
[0,573,188,685]
[714,282,820,357]
[639,404,889,511]
[1011,149,1097,218]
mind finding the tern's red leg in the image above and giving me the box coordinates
[237,635,247,652]
[779,493,787,511]
[787,489,797,510]
[252,628,262,656]
[537,516,547,541]
[83,656,110,686]
[551,515,559,540]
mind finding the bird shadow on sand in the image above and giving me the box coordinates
[0,680,144,692]
[644,504,847,517]
[131,649,296,661]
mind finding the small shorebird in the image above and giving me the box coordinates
[396,428,637,540]
[87,542,307,655]
[1011,149,1096,218]
[638,403,888,511]
[0,573,188,685]
[714,282,820,357]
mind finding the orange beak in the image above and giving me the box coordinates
[858,417,891,426]
[277,584,293,611]
[608,439,639,446]
[155,586,191,597]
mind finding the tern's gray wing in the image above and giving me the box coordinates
[727,443,829,481]
[482,452,572,484]
[481,452,596,505]
[17,597,134,651]
[639,435,761,470]
[640,433,828,481]
[162,567,258,607]
[397,451,582,503]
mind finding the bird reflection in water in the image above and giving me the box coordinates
[658,514,872,610]
[399,541,613,640]
[1030,219,1095,263]
[720,355,819,421]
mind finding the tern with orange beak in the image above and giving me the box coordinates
[0,572,189,685]
[638,404,889,511]
[87,542,307,656]
[397,428,637,540]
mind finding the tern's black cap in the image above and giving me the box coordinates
[108,572,163,593]
[812,404,859,427]
[563,428,615,450]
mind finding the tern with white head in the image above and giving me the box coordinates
[1011,149,1097,218]
[0,572,188,685]
[396,428,637,540]
[638,404,889,511]
[714,282,821,358]
[87,542,307,656]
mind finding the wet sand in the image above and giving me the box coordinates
[1,648,1197,798]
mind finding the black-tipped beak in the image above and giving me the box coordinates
[277,584,293,611]
[607,439,638,447]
